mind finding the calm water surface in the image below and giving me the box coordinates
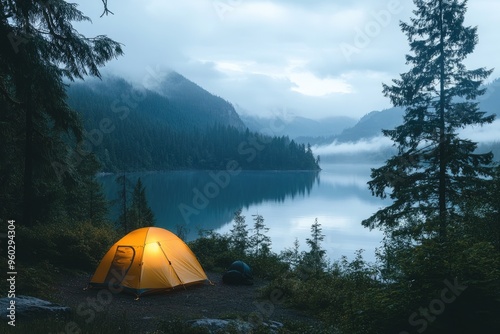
[99,163,387,262]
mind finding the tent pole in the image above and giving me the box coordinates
[157,242,186,289]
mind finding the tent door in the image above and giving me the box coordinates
[105,246,135,285]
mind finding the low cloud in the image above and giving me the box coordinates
[73,0,500,120]
[313,119,500,158]
[460,120,500,144]
[313,136,393,156]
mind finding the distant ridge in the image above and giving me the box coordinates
[313,79,500,162]
[334,107,404,143]
[240,113,357,139]
[308,78,500,147]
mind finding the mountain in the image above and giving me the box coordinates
[334,107,405,143]
[67,73,245,133]
[239,113,357,139]
[478,78,500,117]
[66,74,319,172]
[314,79,500,162]
[311,79,500,148]
[155,71,245,130]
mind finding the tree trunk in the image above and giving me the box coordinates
[23,84,34,226]
[438,0,447,241]
[122,174,127,232]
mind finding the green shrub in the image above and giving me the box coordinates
[248,253,290,280]
[188,229,290,279]
[18,220,118,271]
[188,230,239,272]
[155,318,210,334]
[0,309,131,334]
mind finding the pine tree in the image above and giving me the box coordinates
[116,174,131,232]
[303,218,326,273]
[175,224,190,241]
[65,154,109,224]
[363,0,495,242]
[461,165,500,251]
[0,1,123,225]
[230,208,249,256]
[281,237,301,269]
[489,167,500,251]
[127,178,155,231]
[249,214,271,257]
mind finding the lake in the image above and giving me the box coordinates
[98,163,387,263]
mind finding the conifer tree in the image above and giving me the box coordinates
[363,0,495,242]
[303,218,326,273]
[127,178,155,231]
[65,154,109,224]
[462,165,500,251]
[230,208,249,256]
[281,237,301,269]
[175,224,190,241]
[116,174,131,232]
[249,214,271,257]
[0,1,123,225]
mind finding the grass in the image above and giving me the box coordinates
[0,311,132,334]
[0,313,326,334]
[23,302,321,333]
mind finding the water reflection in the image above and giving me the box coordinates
[99,164,386,262]
[99,169,319,236]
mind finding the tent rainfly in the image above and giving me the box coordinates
[89,227,207,297]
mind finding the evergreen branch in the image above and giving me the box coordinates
[100,0,114,17]
[0,75,21,105]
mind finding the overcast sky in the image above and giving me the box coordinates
[73,0,500,120]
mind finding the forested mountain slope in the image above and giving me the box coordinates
[66,75,319,172]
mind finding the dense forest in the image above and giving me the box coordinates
[66,77,320,171]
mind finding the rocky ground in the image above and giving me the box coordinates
[50,271,319,333]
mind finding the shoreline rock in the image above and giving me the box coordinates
[0,295,71,320]
[188,318,283,334]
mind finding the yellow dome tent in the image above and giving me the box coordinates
[89,227,208,296]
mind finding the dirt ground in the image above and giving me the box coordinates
[51,271,318,333]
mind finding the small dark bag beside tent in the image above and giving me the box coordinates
[222,260,253,285]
